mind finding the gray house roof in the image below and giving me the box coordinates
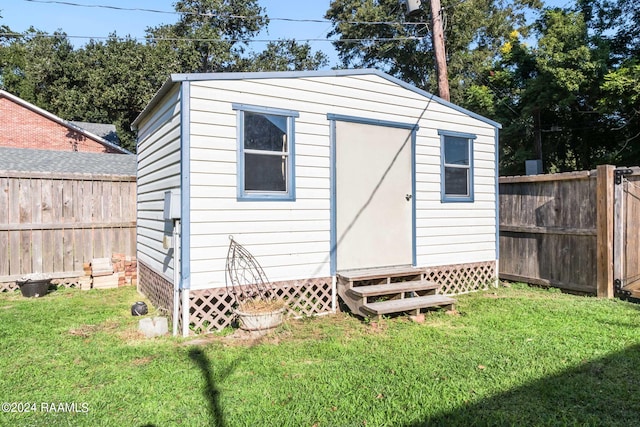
[0,147,136,176]
[70,121,121,145]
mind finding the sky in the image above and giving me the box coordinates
[0,0,569,69]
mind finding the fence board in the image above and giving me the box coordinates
[41,179,54,273]
[52,179,64,273]
[621,173,640,292]
[499,171,599,294]
[596,165,615,297]
[19,178,31,274]
[0,172,136,282]
[0,178,8,276]
[93,180,105,259]
[81,180,93,263]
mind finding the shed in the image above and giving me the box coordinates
[132,69,501,334]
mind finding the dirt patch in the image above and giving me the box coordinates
[68,320,121,338]
[180,313,365,348]
[68,324,100,338]
[483,292,510,299]
[131,356,155,366]
[182,328,279,348]
[118,328,147,342]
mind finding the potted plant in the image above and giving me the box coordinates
[234,298,286,331]
[225,236,286,331]
[16,273,53,298]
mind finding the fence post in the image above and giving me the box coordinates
[596,164,615,298]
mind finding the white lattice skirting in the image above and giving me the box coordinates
[188,278,334,333]
[425,261,497,295]
[138,260,496,334]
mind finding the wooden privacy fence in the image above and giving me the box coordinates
[499,164,640,297]
[0,171,136,282]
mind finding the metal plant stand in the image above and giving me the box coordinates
[225,236,284,331]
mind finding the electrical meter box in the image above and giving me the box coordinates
[163,189,181,220]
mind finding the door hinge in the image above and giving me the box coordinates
[615,168,633,185]
[614,278,622,291]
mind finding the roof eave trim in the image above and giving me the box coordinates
[131,77,178,130]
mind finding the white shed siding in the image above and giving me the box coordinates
[188,80,333,288]
[136,85,182,281]
[343,75,497,267]
[184,74,497,290]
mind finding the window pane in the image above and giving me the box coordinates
[244,112,287,152]
[444,167,468,196]
[245,153,287,192]
[444,137,469,166]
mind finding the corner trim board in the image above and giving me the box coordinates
[180,81,191,290]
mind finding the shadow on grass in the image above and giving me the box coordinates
[188,347,229,427]
[138,345,242,427]
[407,344,640,426]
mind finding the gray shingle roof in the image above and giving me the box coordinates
[70,121,121,145]
[0,147,136,176]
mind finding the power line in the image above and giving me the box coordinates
[22,0,432,26]
[0,31,428,44]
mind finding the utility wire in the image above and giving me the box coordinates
[22,0,432,26]
[0,31,428,44]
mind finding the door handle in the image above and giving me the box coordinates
[405,194,412,201]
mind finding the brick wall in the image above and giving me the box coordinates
[0,97,120,153]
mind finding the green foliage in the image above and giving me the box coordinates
[1,0,636,165]
[326,0,639,174]
[239,40,329,72]
[325,0,541,105]
[489,4,640,174]
[0,0,327,152]
[146,0,268,73]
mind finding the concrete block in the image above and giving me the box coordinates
[138,317,168,338]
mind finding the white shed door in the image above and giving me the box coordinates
[335,121,413,271]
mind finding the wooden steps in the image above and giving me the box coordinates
[361,294,456,316]
[347,280,439,298]
[337,266,455,318]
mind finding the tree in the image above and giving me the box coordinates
[0,1,334,153]
[0,29,75,111]
[239,40,328,71]
[146,0,268,73]
[493,3,640,174]
[599,61,640,163]
[325,0,542,105]
[59,35,175,151]
[0,30,170,152]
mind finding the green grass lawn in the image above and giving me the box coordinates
[1,283,640,426]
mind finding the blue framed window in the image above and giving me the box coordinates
[439,130,476,203]
[233,104,298,201]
